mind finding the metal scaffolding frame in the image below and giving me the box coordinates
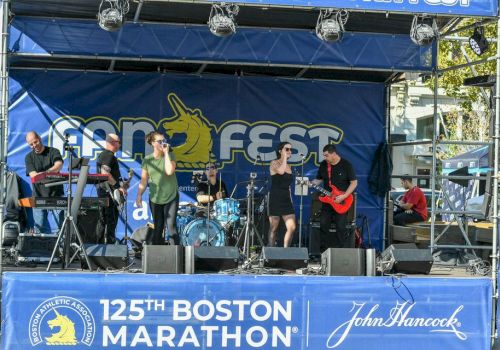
[0,0,499,346]
[389,17,500,345]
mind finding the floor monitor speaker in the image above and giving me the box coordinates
[321,248,366,276]
[262,247,308,270]
[194,246,239,271]
[82,244,128,270]
[382,244,433,274]
[142,245,184,274]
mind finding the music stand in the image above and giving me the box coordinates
[46,154,92,271]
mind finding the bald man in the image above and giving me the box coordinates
[25,131,64,233]
[96,133,125,244]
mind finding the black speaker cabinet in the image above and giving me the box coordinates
[309,222,335,257]
[16,233,57,263]
[131,224,154,251]
[382,244,433,274]
[142,245,184,274]
[77,209,100,243]
[82,244,128,270]
[262,247,309,270]
[321,248,366,276]
[194,246,239,271]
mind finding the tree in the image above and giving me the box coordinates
[428,18,495,158]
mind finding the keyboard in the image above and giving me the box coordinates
[31,172,109,185]
[19,196,109,209]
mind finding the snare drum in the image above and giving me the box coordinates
[181,218,225,247]
[178,201,195,217]
[214,198,240,225]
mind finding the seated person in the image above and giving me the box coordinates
[394,175,428,226]
[196,162,228,208]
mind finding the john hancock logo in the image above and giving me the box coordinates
[29,296,96,347]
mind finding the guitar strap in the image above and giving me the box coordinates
[327,162,333,186]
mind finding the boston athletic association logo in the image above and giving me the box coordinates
[29,296,95,347]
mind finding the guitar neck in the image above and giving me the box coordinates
[310,183,331,197]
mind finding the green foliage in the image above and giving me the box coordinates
[427,18,495,158]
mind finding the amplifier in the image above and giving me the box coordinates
[308,222,354,256]
[16,233,58,263]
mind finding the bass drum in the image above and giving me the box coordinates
[181,218,225,247]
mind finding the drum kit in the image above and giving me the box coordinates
[176,198,242,247]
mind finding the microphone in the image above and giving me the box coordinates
[299,153,306,159]
[64,133,70,144]
[253,154,261,166]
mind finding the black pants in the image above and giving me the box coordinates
[319,204,353,251]
[394,210,424,226]
[96,197,118,244]
[149,195,179,245]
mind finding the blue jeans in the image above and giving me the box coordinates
[32,209,64,234]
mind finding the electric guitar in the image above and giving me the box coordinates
[105,169,133,211]
[114,169,134,210]
[301,180,353,214]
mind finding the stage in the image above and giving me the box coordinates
[0,257,494,350]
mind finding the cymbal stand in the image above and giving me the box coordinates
[47,146,92,271]
[236,174,265,265]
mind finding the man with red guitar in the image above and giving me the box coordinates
[311,144,357,251]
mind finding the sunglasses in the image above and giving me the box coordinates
[284,147,292,151]
[206,165,216,170]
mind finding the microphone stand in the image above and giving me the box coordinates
[298,155,306,248]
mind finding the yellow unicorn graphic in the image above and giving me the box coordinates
[162,93,214,169]
[45,308,78,346]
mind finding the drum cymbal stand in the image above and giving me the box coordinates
[236,173,265,268]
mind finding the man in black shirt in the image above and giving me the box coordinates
[196,163,228,208]
[25,131,64,233]
[96,133,126,244]
[311,144,357,250]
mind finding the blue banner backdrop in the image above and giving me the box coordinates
[8,69,385,249]
[10,18,435,72]
[1,272,493,350]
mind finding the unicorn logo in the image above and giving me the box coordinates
[29,296,95,347]
[162,93,215,169]
[45,308,78,345]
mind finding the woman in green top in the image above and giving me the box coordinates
[136,131,179,245]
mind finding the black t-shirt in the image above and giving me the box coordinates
[25,147,64,197]
[316,158,356,192]
[196,180,228,206]
[97,149,120,196]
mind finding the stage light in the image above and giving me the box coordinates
[315,9,349,43]
[410,15,437,46]
[208,3,240,37]
[98,0,130,32]
[469,26,489,56]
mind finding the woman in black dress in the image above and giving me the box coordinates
[268,142,296,247]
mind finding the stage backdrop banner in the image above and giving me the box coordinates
[8,69,385,249]
[1,272,492,350]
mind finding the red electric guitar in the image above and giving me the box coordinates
[305,180,353,214]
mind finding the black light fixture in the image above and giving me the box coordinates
[410,15,437,46]
[315,9,349,43]
[208,3,240,37]
[469,26,489,56]
[98,0,129,32]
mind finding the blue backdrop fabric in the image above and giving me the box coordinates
[8,69,385,248]
[1,272,493,350]
[10,18,435,72]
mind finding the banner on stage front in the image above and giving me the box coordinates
[0,273,493,350]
